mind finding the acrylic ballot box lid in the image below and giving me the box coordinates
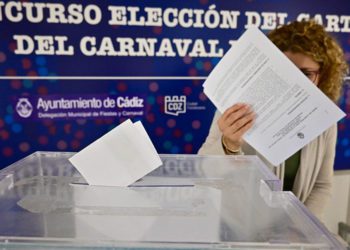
[0,151,344,249]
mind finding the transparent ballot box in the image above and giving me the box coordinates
[0,152,344,249]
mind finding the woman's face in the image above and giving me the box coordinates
[284,51,321,86]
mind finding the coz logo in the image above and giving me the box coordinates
[164,95,186,116]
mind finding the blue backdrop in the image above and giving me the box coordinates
[0,0,350,170]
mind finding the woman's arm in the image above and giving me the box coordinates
[197,111,226,155]
[198,103,254,155]
[304,125,336,220]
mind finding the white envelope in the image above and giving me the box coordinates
[69,119,162,186]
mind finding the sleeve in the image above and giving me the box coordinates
[304,125,336,221]
[197,110,226,155]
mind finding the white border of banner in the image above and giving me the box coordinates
[0,76,349,81]
[0,76,207,80]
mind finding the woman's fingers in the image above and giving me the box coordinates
[218,104,255,150]
[223,113,254,139]
[218,103,252,132]
[228,115,255,138]
[222,103,246,119]
[228,110,255,133]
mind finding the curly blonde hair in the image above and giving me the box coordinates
[268,20,349,102]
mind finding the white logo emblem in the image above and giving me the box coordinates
[297,132,305,139]
[164,95,186,116]
[16,98,33,118]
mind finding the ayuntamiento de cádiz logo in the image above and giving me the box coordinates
[16,98,33,118]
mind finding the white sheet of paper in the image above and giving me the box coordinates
[203,28,345,165]
[69,119,162,186]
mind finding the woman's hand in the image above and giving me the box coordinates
[217,103,255,152]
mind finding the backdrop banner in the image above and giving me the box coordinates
[0,0,349,170]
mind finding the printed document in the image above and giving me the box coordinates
[203,28,345,165]
[69,119,162,186]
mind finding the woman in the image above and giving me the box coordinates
[198,20,348,221]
